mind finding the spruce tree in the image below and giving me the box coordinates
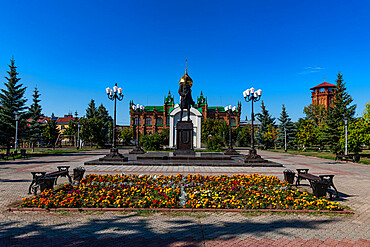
[276,105,296,151]
[256,101,275,149]
[27,87,43,151]
[97,104,112,146]
[0,58,27,152]
[86,99,97,119]
[42,113,60,149]
[322,72,356,153]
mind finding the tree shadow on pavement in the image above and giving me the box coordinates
[0,212,337,247]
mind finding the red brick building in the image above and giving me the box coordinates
[129,71,241,135]
[310,81,335,109]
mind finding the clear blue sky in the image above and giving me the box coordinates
[1,0,369,125]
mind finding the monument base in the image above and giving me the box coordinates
[224,147,239,155]
[129,146,146,154]
[244,149,268,163]
[174,121,195,156]
[98,148,128,162]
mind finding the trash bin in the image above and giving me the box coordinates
[73,167,85,183]
[311,180,329,198]
[283,169,295,184]
[39,176,56,193]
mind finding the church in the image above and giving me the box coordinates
[129,69,241,142]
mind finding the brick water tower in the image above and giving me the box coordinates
[310,81,336,109]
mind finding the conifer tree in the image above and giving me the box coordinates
[97,104,112,146]
[27,87,44,151]
[256,101,275,149]
[86,99,97,119]
[43,113,60,149]
[322,72,356,153]
[276,105,296,151]
[0,58,27,152]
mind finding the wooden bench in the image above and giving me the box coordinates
[28,166,72,195]
[20,149,28,159]
[0,152,15,160]
[296,169,338,198]
[335,153,360,163]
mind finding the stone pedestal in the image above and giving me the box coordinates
[129,146,146,154]
[224,147,239,155]
[243,149,268,163]
[99,148,128,162]
[174,121,195,155]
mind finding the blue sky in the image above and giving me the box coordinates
[1,0,369,125]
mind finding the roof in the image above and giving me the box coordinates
[56,116,75,123]
[143,106,164,112]
[310,82,336,90]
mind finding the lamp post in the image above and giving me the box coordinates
[77,123,80,149]
[284,126,287,152]
[99,83,127,161]
[129,104,146,154]
[224,105,239,155]
[15,113,19,152]
[344,117,348,156]
[242,87,264,161]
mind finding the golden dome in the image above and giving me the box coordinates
[179,70,193,87]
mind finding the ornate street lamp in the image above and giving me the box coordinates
[99,83,127,162]
[15,113,19,153]
[129,104,146,154]
[224,105,239,155]
[242,87,265,162]
[344,117,348,156]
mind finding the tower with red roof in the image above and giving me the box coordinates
[310,81,336,108]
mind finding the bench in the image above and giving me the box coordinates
[28,166,72,195]
[335,153,360,162]
[0,152,15,160]
[296,169,338,198]
[20,149,28,159]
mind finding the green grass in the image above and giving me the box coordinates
[0,147,96,160]
[267,148,370,165]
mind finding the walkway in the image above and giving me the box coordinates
[0,149,369,246]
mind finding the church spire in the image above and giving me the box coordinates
[185,58,188,74]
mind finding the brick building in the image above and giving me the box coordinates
[129,70,241,135]
[310,81,336,108]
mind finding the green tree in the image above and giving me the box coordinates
[63,120,78,144]
[97,104,112,146]
[0,58,27,153]
[120,127,133,145]
[86,99,98,119]
[363,102,370,120]
[201,118,228,150]
[295,120,320,150]
[303,103,326,125]
[42,113,60,149]
[237,125,251,147]
[339,118,370,153]
[322,73,356,153]
[27,87,43,152]
[80,117,104,148]
[256,101,276,149]
[276,105,297,151]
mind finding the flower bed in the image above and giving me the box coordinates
[20,173,342,211]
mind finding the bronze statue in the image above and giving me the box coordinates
[179,70,194,121]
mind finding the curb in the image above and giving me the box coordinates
[8,207,355,214]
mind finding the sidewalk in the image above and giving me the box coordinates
[0,149,369,246]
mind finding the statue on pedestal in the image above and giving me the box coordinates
[179,73,195,121]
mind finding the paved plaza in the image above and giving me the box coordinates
[0,149,369,246]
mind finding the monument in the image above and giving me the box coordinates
[173,64,196,155]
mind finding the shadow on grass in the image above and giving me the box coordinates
[0,212,337,246]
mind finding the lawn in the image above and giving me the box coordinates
[267,148,370,165]
[21,173,343,211]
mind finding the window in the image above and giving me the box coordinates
[156,117,163,125]
[145,117,152,125]
[319,88,325,92]
[231,118,236,126]
[328,88,333,92]
[134,117,141,125]
[166,116,170,125]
